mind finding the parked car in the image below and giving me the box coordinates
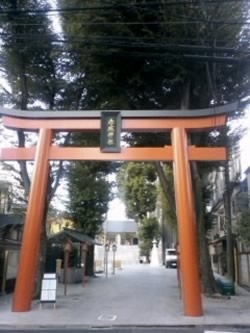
[165,248,177,268]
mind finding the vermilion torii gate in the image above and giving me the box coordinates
[0,103,237,317]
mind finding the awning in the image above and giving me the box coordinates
[0,214,24,229]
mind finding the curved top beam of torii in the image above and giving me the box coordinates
[0,101,238,120]
[0,102,238,132]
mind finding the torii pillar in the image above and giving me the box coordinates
[172,127,201,316]
[0,103,237,316]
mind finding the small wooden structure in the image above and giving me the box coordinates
[48,228,101,293]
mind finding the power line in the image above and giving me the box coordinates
[0,39,238,50]
[1,39,249,64]
[1,19,250,25]
[0,1,249,16]
[1,32,247,53]
[0,31,235,44]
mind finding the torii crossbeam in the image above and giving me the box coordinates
[0,102,237,317]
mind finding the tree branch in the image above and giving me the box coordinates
[0,162,20,174]
[0,83,12,95]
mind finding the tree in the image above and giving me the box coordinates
[57,0,250,294]
[156,164,177,263]
[117,162,157,220]
[139,216,160,263]
[68,160,112,237]
[66,133,115,275]
[67,160,113,276]
[0,0,247,296]
[237,208,250,246]
[117,162,160,263]
[59,0,250,109]
[0,0,72,296]
[155,163,176,230]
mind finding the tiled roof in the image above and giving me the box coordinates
[48,227,102,246]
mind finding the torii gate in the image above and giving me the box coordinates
[0,103,237,317]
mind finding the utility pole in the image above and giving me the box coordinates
[224,156,234,283]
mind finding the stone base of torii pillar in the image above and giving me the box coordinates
[150,239,160,267]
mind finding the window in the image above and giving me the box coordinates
[166,250,176,256]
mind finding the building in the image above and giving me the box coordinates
[209,160,250,286]
[94,219,139,266]
[48,216,74,234]
[237,167,250,287]
[208,143,241,278]
[0,179,24,294]
[102,219,138,245]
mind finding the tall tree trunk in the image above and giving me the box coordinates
[191,162,218,294]
[154,162,177,263]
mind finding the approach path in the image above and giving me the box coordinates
[0,264,250,329]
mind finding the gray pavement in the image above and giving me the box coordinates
[0,329,248,333]
[0,264,250,329]
[0,327,246,333]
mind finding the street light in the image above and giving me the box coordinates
[104,243,110,278]
[112,244,117,275]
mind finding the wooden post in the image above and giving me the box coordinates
[12,129,52,312]
[1,250,9,295]
[63,240,72,296]
[82,243,88,287]
[172,127,203,317]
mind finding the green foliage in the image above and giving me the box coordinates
[117,162,157,220]
[67,133,114,236]
[68,160,113,237]
[237,209,250,246]
[139,217,160,258]
[0,0,69,202]
[0,0,81,294]
[66,132,116,237]
[0,0,61,109]
[59,0,250,111]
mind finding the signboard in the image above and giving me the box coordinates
[40,273,57,309]
[100,112,121,152]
